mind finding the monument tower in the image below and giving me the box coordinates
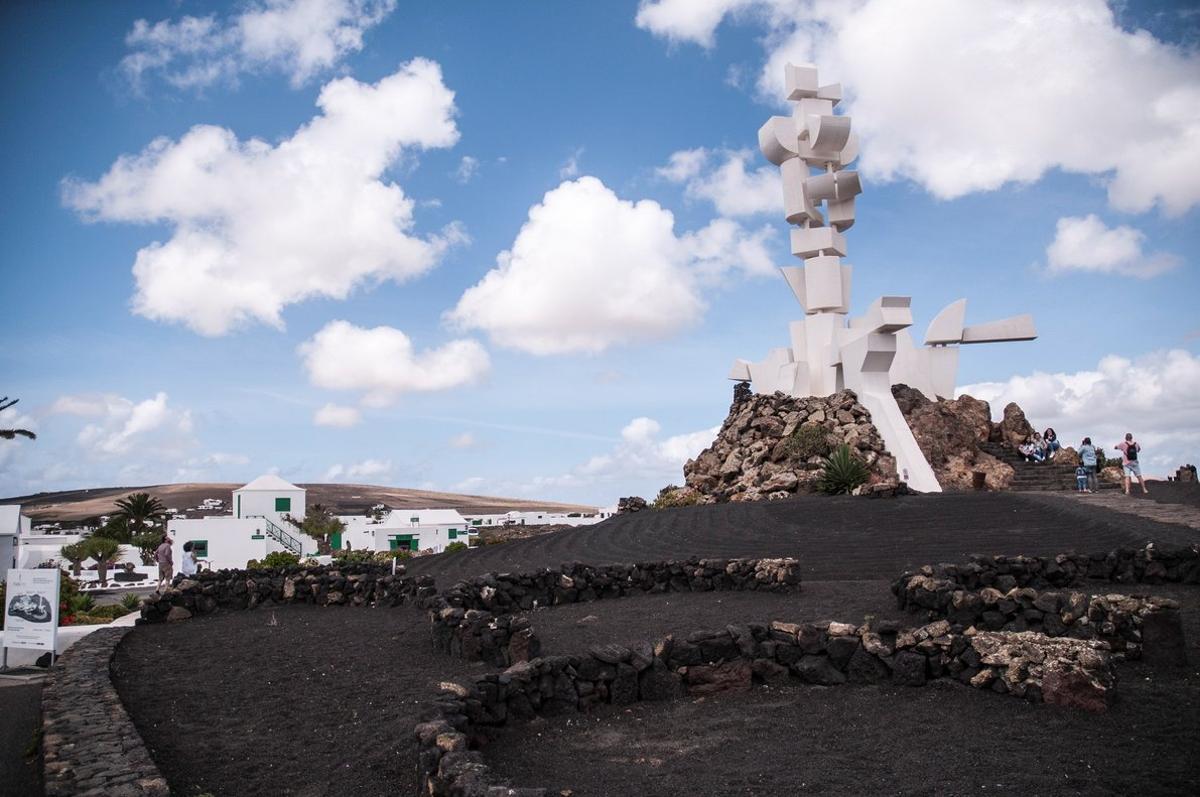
[730,63,1036,492]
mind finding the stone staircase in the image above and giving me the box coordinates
[979,441,1112,492]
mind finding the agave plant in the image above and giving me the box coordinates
[817,445,871,495]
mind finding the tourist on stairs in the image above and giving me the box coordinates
[1116,433,1149,496]
[1078,437,1098,493]
[1043,427,1061,459]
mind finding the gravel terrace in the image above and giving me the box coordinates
[110,491,1200,796]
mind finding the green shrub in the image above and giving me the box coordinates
[651,485,701,510]
[1096,448,1110,469]
[120,593,143,611]
[787,424,832,460]
[331,549,377,565]
[377,549,411,562]
[247,551,301,569]
[444,542,468,554]
[817,445,870,495]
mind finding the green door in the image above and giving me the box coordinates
[330,531,343,550]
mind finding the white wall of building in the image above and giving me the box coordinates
[232,476,306,525]
[169,516,275,572]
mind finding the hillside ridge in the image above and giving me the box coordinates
[1,481,598,522]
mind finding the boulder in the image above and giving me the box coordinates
[998,402,1034,449]
[617,496,648,513]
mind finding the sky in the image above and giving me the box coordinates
[1,0,1198,507]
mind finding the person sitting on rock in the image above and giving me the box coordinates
[1019,439,1045,463]
[1043,427,1061,459]
[1029,433,1048,463]
[1078,437,1098,492]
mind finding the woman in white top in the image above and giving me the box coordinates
[180,541,198,576]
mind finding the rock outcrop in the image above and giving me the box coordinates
[892,385,1014,490]
[997,402,1035,448]
[683,390,896,503]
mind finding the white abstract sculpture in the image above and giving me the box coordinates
[731,63,1036,493]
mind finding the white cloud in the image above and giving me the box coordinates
[658,148,779,217]
[447,176,775,355]
[1045,214,1180,278]
[454,155,480,184]
[65,59,463,336]
[527,416,720,491]
[637,0,1200,216]
[323,458,393,482]
[121,0,396,91]
[959,349,1200,475]
[71,393,195,458]
[559,148,584,178]
[299,320,490,406]
[449,432,477,449]
[314,403,363,428]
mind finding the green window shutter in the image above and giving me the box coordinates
[192,540,209,557]
[410,539,419,551]
[275,497,291,512]
[448,530,457,540]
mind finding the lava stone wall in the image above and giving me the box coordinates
[892,545,1200,594]
[427,558,802,666]
[139,565,436,622]
[891,546,1195,665]
[42,627,169,797]
[416,617,1116,795]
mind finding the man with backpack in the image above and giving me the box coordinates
[1116,432,1149,496]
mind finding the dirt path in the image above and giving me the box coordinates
[1040,490,1200,532]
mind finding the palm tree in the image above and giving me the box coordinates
[112,492,167,534]
[0,396,36,440]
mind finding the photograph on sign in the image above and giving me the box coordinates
[3,568,61,652]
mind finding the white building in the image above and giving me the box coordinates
[0,505,30,582]
[339,508,474,555]
[463,509,613,529]
[169,474,313,571]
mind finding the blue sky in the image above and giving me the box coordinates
[2,0,1198,505]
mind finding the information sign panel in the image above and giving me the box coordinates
[3,568,61,652]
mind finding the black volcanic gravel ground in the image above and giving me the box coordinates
[110,493,1200,797]
[407,492,1199,585]
[526,581,907,654]
[490,583,1200,797]
[112,606,491,797]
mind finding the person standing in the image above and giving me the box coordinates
[1078,437,1098,493]
[180,540,197,577]
[155,534,174,589]
[1116,433,1149,496]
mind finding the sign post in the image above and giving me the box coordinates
[3,568,61,670]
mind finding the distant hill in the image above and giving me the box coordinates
[0,482,599,523]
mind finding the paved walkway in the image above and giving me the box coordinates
[0,673,45,797]
[1042,491,1200,533]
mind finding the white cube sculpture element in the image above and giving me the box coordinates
[730,63,1037,495]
